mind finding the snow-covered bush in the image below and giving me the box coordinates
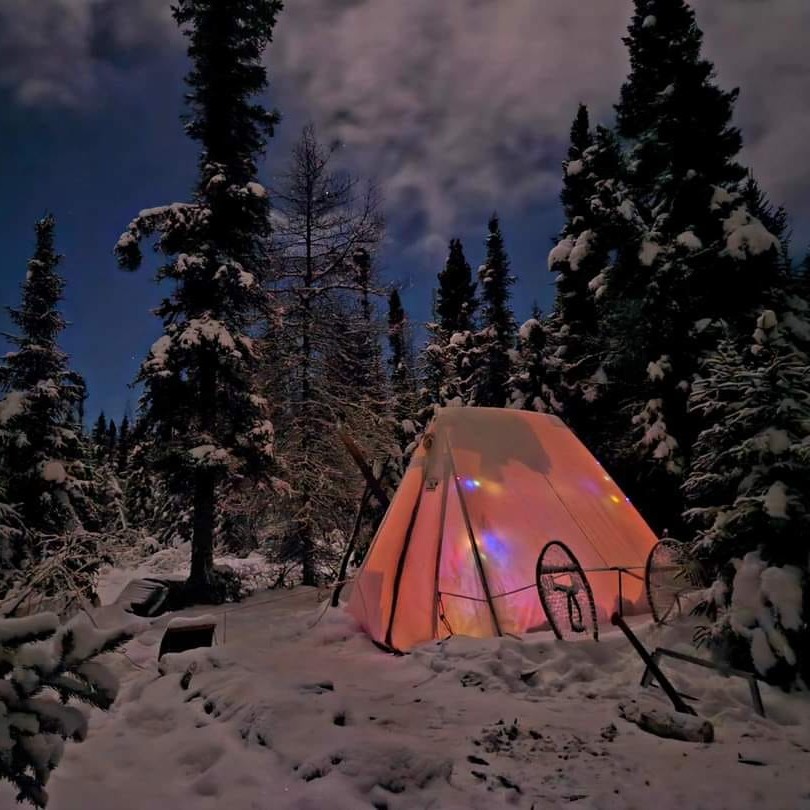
[0,532,110,620]
[0,613,131,807]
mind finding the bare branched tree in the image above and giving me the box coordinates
[264,125,389,585]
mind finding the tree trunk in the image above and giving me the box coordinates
[188,466,216,600]
[300,521,316,587]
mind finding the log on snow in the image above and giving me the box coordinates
[618,699,714,743]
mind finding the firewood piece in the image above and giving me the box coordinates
[618,699,714,743]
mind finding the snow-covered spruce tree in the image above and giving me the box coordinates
[0,483,25,596]
[596,0,784,533]
[420,239,479,414]
[0,215,96,568]
[0,613,131,807]
[473,215,516,408]
[741,175,791,270]
[340,248,389,421]
[546,110,633,451]
[115,0,282,600]
[122,429,192,548]
[507,307,557,414]
[90,413,108,463]
[683,302,810,686]
[267,125,384,585]
[387,289,419,454]
[106,420,117,463]
[116,414,131,475]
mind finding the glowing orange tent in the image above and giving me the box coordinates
[347,407,659,651]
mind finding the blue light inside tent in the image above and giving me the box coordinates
[463,478,482,491]
[480,531,508,564]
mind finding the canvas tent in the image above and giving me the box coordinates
[347,408,659,651]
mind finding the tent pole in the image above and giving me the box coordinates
[331,485,372,608]
[431,453,452,639]
[446,438,503,637]
[384,463,428,649]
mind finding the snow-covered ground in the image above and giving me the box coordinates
[8,561,810,810]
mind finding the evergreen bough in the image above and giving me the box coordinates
[0,613,130,807]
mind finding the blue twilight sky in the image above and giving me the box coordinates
[2,0,809,424]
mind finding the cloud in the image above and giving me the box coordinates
[270,0,810,249]
[693,0,810,242]
[2,0,808,249]
[270,0,632,248]
[0,0,176,106]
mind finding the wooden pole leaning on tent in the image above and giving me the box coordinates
[331,485,373,607]
[332,427,391,608]
[337,427,391,510]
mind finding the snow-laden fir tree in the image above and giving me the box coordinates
[0,483,25,595]
[683,298,810,686]
[106,420,117,461]
[267,126,384,585]
[420,239,479,413]
[593,0,785,532]
[507,307,556,414]
[387,289,419,454]
[90,413,108,462]
[123,430,192,548]
[547,110,634,452]
[0,613,130,807]
[473,215,516,408]
[0,216,96,570]
[115,0,282,600]
[116,414,131,474]
[340,248,389,421]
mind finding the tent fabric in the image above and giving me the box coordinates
[347,407,659,651]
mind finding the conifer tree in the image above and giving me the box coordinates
[508,307,557,414]
[421,239,479,411]
[115,0,282,599]
[387,289,409,412]
[683,301,810,686]
[594,0,784,532]
[0,216,94,561]
[387,289,419,453]
[91,412,108,459]
[436,239,477,336]
[106,419,117,459]
[0,613,130,807]
[547,112,632,449]
[473,215,516,407]
[0,483,25,593]
[117,414,131,474]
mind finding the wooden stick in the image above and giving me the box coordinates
[331,485,372,607]
[611,612,696,715]
[337,428,390,510]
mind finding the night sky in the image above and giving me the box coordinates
[2,0,809,424]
